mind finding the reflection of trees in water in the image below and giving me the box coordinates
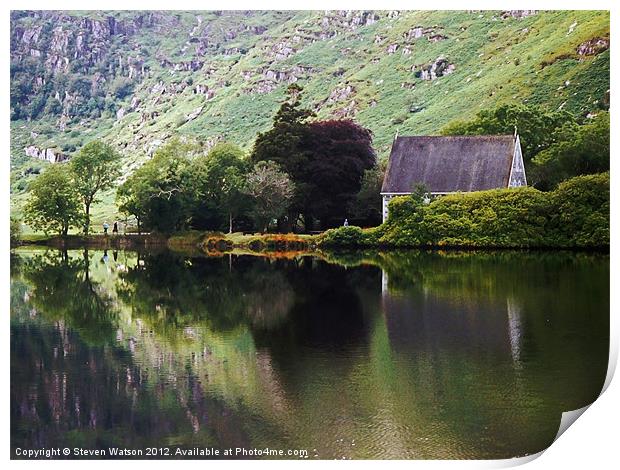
[11,250,312,454]
[112,251,380,356]
[10,252,22,277]
[16,249,379,348]
[12,251,287,454]
[18,250,118,345]
[110,251,383,441]
[116,252,296,333]
[244,268,294,329]
[252,259,379,365]
[13,250,378,455]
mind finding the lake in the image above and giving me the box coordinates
[10,248,609,459]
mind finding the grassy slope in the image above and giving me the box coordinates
[10,10,610,230]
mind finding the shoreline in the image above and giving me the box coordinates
[13,232,610,255]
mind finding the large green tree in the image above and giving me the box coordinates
[251,84,315,176]
[116,138,197,233]
[194,143,250,233]
[349,163,386,227]
[531,112,610,189]
[441,104,575,163]
[116,169,151,234]
[70,140,122,234]
[24,164,83,236]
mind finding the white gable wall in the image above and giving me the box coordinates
[508,135,527,187]
[382,194,394,223]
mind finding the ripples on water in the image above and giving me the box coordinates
[10,248,609,459]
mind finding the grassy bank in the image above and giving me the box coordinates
[171,231,318,254]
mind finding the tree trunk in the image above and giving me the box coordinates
[303,213,314,233]
[83,249,90,283]
[137,218,141,235]
[84,201,91,235]
[281,211,297,233]
[291,212,301,233]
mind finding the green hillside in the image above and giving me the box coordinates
[10,10,610,227]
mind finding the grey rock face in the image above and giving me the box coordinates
[24,145,69,163]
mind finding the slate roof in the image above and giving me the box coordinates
[381,135,517,194]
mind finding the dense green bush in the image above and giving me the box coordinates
[318,173,609,249]
[548,172,610,247]
[417,188,550,247]
[319,226,372,247]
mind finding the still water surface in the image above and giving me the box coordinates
[10,248,609,459]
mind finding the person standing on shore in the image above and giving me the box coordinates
[103,222,109,235]
[113,221,118,235]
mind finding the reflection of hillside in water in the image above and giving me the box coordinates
[11,321,258,453]
[11,251,282,454]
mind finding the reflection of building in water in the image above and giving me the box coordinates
[382,270,389,295]
[506,298,522,364]
[380,269,524,367]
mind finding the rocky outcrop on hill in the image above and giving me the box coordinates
[321,10,379,30]
[500,11,537,20]
[577,37,609,56]
[193,84,215,99]
[326,85,355,104]
[159,58,204,72]
[262,65,315,83]
[413,57,455,80]
[185,106,204,122]
[12,11,173,74]
[242,64,317,94]
[268,41,296,61]
[24,145,69,163]
[404,26,447,42]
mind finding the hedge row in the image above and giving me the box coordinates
[318,173,609,249]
